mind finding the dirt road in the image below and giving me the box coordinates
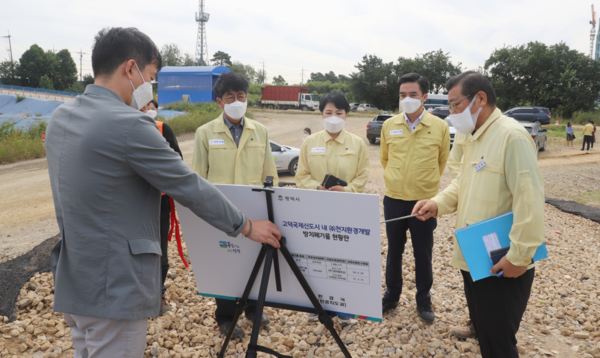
[1,110,598,259]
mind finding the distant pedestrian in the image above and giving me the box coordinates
[582,120,594,151]
[593,122,597,149]
[565,122,574,148]
[301,127,311,145]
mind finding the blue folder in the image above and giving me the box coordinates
[455,211,548,281]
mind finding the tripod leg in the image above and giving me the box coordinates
[278,241,352,358]
[218,245,268,358]
[246,246,276,358]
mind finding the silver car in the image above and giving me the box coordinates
[518,121,547,152]
[270,140,300,175]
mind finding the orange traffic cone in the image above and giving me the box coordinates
[555,118,560,127]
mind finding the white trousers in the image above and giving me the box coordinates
[63,313,148,358]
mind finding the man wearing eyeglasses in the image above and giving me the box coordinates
[380,73,450,323]
[192,72,278,338]
[412,71,544,358]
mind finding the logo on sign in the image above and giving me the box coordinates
[219,241,241,254]
[390,130,403,135]
[209,139,225,145]
[278,195,284,201]
[311,147,326,153]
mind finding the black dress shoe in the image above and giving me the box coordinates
[382,296,399,315]
[245,311,270,327]
[417,304,435,323]
[218,321,244,338]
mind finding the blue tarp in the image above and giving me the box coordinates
[0,94,188,129]
[0,84,81,98]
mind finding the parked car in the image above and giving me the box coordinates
[432,106,450,119]
[444,119,457,148]
[518,121,547,152]
[357,103,378,112]
[270,140,300,175]
[366,113,394,144]
[504,107,551,125]
[349,103,360,112]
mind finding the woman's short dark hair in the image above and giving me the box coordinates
[213,72,249,99]
[92,27,162,78]
[304,127,311,135]
[567,122,572,126]
[398,73,429,95]
[446,71,497,106]
[148,99,158,109]
[319,91,350,113]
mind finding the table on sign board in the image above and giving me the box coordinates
[177,184,383,321]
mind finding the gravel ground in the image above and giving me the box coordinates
[1,112,600,358]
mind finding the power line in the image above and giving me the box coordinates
[76,48,87,81]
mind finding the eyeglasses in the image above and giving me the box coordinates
[448,94,474,112]
[223,93,247,103]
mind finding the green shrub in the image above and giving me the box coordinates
[570,109,600,125]
[0,120,46,164]
[162,101,236,136]
[16,95,26,103]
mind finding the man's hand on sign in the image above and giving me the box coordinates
[317,185,327,190]
[490,256,528,278]
[411,200,438,221]
[243,220,281,248]
[328,185,345,192]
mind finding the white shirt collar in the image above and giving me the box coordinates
[404,109,425,132]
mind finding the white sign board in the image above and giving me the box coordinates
[178,185,382,321]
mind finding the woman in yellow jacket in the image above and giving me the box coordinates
[295,91,370,325]
[296,91,370,193]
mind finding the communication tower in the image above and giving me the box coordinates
[195,0,210,66]
[591,4,596,59]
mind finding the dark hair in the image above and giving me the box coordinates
[304,127,311,135]
[398,72,429,95]
[567,122,572,126]
[213,72,249,98]
[319,91,350,113]
[589,120,594,124]
[148,99,158,109]
[446,71,497,106]
[92,27,162,78]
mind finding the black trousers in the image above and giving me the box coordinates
[461,269,535,358]
[160,196,171,295]
[383,196,436,306]
[215,299,257,325]
[582,135,593,150]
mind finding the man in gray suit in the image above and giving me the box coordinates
[46,27,281,358]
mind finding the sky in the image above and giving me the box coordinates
[0,0,595,84]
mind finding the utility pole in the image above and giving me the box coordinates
[195,0,210,66]
[2,31,13,62]
[301,67,305,84]
[76,48,87,81]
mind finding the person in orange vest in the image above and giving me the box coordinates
[141,100,183,315]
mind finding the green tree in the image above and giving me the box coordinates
[0,60,20,85]
[256,68,267,84]
[395,50,462,94]
[161,43,183,66]
[272,75,287,86]
[39,74,54,90]
[182,53,196,66]
[17,45,57,88]
[211,51,232,66]
[53,49,78,91]
[349,55,398,110]
[82,74,95,87]
[229,61,257,83]
[485,41,600,116]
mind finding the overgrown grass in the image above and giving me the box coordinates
[567,109,600,125]
[15,95,26,103]
[0,120,47,164]
[161,101,244,136]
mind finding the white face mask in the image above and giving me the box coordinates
[303,133,308,137]
[146,109,158,119]
[323,116,345,133]
[223,100,247,120]
[129,64,154,110]
[447,96,483,134]
[400,96,423,114]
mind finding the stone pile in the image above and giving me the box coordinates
[1,202,600,358]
